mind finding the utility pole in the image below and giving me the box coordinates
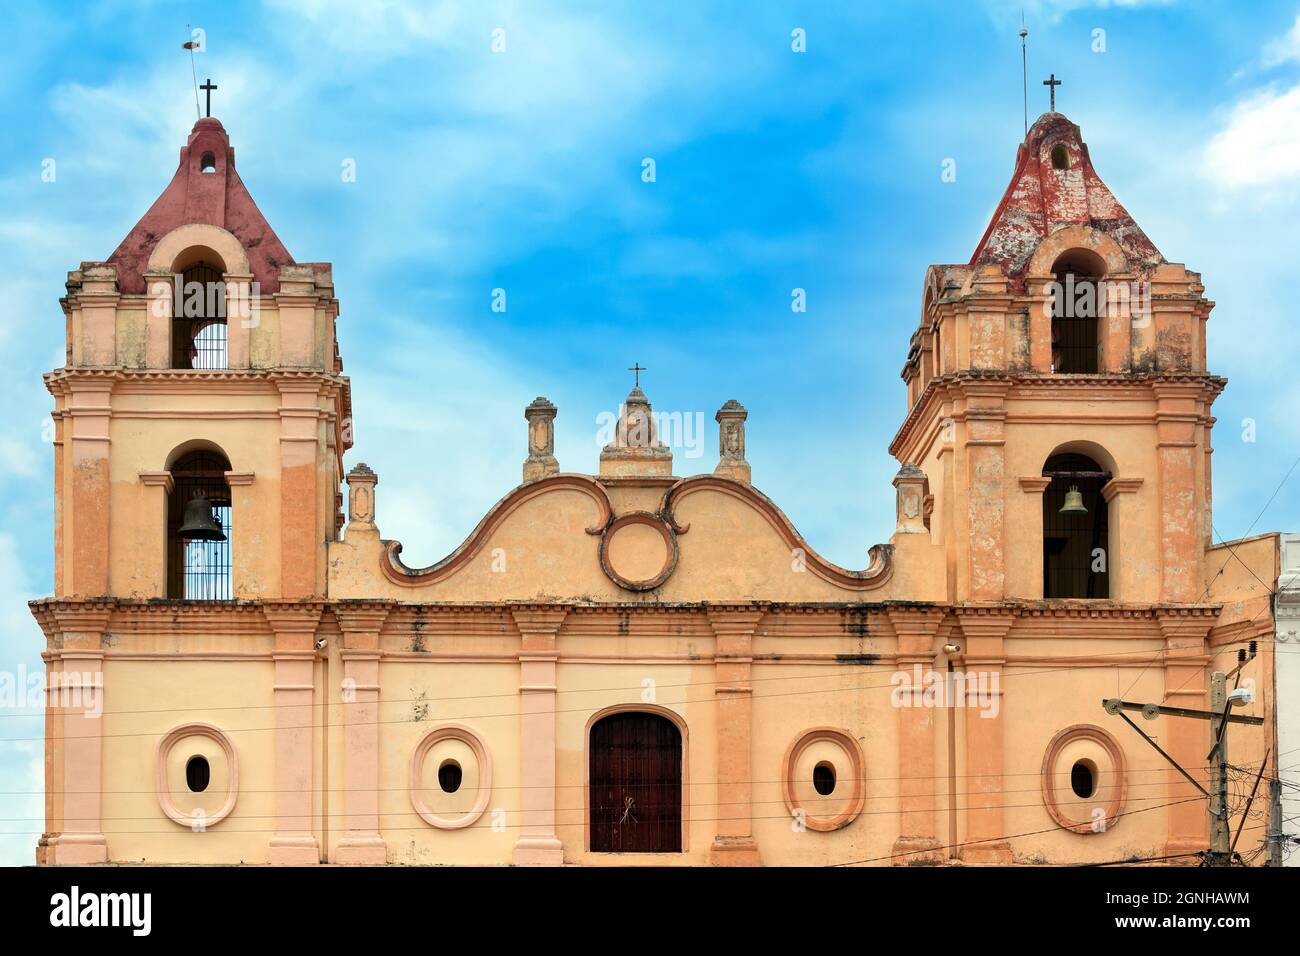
[1266,777,1284,866]
[1207,670,1231,865]
[1103,643,1261,866]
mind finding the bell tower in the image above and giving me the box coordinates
[889,111,1220,605]
[48,115,352,601]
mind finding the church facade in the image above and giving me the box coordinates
[32,111,1281,866]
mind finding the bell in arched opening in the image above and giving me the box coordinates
[1042,452,1111,599]
[178,489,226,541]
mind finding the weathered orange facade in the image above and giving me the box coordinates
[31,111,1280,866]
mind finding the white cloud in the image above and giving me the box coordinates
[1204,84,1300,189]
[1262,14,1300,67]
[983,0,1174,26]
[265,0,463,60]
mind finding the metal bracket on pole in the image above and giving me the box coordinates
[1103,699,1210,797]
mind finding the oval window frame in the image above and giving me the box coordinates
[409,724,491,829]
[782,728,865,832]
[1041,724,1126,834]
[155,722,238,828]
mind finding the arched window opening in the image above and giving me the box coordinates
[168,450,232,600]
[171,261,228,370]
[1051,143,1070,171]
[186,755,211,793]
[199,151,217,173]
[589,711,682,853]
[1050,251,1104,374]
[1042,453,1110,599]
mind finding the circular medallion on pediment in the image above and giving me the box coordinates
[599,512,678,591]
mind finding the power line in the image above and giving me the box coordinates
[19,767,1224,798]
[829,795,1208,866]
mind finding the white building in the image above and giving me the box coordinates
[1277,533,1300,866]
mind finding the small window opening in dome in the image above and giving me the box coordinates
[1051,144,1069,171]
[200,152,217,174]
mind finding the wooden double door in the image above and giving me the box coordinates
[589,712,682,853]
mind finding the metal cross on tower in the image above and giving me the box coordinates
[200,78,218,117]
[1043,73,1061,112]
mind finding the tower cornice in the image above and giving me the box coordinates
[889,370,1227,460]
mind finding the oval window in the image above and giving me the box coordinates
[438,759,463,794]
[1051,144,1069,170]
[812,761,836,796]
[1071,760,1095,799]
[186,755,210,793]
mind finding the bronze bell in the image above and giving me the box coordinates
[1059,485,1088,516]
[178,489,226,541]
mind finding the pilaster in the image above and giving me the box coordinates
[963,384,1008,601]
[263,602,324,865]
[1153,382,1203,603]
[334,602,393,864]
[511,608,568,865]
[46,604,111,864]
[886,605,946,864]
[276,380,323,598]
[66,378,114,597]
[707,609,764,866]
[954,608,1014,864]
[1157,609,1214,858]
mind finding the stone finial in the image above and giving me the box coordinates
[892,462,928,534]
[599,387,673,477]
[523,397,559,482]
[714,399,750,483]
[346,462,378,533]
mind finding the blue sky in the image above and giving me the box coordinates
[0,0,1298,864]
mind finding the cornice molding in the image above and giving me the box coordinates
[43,367,349,399]
[889,371,1227,459]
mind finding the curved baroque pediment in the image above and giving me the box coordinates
[344,473,894,604]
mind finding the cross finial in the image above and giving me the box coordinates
[627,363,646,388]
[200,78,217,117]
[1042,73,1061,112]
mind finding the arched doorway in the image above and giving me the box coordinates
[589,711,682,852]
[1042,452,1110,598]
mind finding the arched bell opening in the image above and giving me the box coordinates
[167,449,232,600]
[1042,452,1110,598]
[1050,249,1106,374]
[171,259,228,369]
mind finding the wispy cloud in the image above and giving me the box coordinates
[1205,87,1300,189]
[1262,13,1300,67]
